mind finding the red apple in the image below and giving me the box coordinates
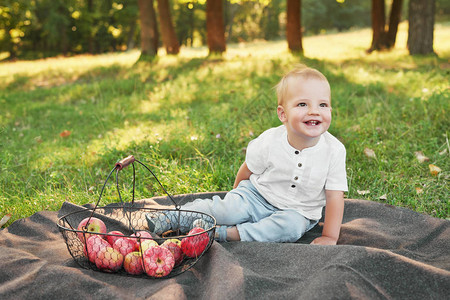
[139,239,159,253]
[161,239,184,266]
[124,251,144,275]
[113,237,138,257]
[143,245,175,278]
[106,230,124,246]
[84,235,110,263]
[94,246,124,272]
[77,217,107,243]
[181,227,210,258]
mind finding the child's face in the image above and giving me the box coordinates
[277,77,332,146]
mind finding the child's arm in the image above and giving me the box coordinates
[233,162,253,188]
[311,190,344,245]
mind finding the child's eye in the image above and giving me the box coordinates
[297,103,307,107]
[319,103,328,107]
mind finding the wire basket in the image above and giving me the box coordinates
[57,155,216,278]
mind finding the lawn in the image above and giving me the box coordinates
[1,23,449,226]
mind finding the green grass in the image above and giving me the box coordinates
[1,23,449,226]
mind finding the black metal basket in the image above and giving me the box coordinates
[57,155,216,278]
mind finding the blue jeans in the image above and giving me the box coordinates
[181,180,317,242]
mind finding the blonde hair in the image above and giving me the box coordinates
[276,65,329,106]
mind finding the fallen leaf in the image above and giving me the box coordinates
[60,130,71,138]
[415,187,423,194]
[439,148,448,155]
[414,151,429,163]
[429,164,442,176]
[364,148,376,159]
[0,214,11,227]
[379,194,387,200]
[357,190,370,195]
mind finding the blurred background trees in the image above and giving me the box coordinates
[0,0,448,59]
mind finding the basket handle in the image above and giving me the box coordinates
[115,155,180,209]
[115,155,135,170]
[92,155,180,213]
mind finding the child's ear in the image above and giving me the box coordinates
[277,105,287,123]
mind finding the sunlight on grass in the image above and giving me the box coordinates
[304,22,450,61]
[0,51,141,89]
[304,28,372,61]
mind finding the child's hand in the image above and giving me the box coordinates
[310,236,338,245]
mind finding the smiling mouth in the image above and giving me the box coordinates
[305,120,321,126]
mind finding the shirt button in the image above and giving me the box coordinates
[291,185,296,188]
[295,150,299,154]
[294,176,298,180]
[298,163,302,168]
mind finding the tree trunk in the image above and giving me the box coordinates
[407,0,435,55]
[226,2,239,42]
[386,0,403,48]
[156,0,180,54]
[206,0,226,55]
[126,20,137,50]
[286,0,302,53]
[369,0,387,52]
[138,0,159,57]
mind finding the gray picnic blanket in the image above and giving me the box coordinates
[0,192,449,299]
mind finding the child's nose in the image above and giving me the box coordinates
[308,105,320,115]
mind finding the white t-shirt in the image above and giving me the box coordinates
[246,125,348,220]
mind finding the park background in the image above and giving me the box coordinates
[0,0,449,227]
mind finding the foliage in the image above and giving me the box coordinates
[174,1,206,47]
[0,0,139,58]
[0,0,32,58]
[5,0,450,59]
[303,0,371,34]
[0,24,449,227]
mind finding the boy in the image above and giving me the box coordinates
[147,65,347,245]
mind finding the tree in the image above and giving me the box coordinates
[286,0,302,53]
[369,0,386,52]
[0,0,30,59]
[138,0,159,58]
[368,0,403,52]
[156,0,180,54]
[386,0,403,48]
[408,0,436,55]
[261,0,282,40]
[206,0,226,54]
